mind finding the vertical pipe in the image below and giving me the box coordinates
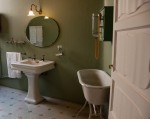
[39,0,42,10]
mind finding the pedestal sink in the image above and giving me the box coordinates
[11,59,55,104]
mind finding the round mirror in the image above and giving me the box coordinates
[26,16,59,47]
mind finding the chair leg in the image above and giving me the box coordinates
[100,105,104,119]
[88,103,92,119]
[75,102,104,119]
[89,104,104,119]
[93,104,97,115]
[75,101,87,117]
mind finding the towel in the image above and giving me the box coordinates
[6,52,22,78]
[29,26,43,46]
[36,26,43,44]
[29,26,37,44]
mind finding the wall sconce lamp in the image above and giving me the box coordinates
[28,0,43,16]
[28,4,42,16]
[28,0,49,19]
[28,3,42,16]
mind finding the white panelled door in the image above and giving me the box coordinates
[109,0,150,119]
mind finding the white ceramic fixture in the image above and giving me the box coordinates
[76,69,111,119]
[11,59,55,104]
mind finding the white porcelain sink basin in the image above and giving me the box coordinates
[11,59,55,104]
[11,59,55,74]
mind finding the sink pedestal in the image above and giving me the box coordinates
[24,72,44,104]
[11,59,55,104]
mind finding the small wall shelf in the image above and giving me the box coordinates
[0,15,1,32]
[6,38,26,44]
[99,6,113,41]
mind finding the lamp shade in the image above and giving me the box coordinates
[28,10,35,16]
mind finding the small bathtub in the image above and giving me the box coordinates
[77,69,111,105]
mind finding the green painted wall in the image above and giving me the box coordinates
[0,0,112,103]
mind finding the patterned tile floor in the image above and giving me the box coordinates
[0,86,101,119]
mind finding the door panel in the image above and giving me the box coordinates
[113,86,144,119]
[116,28,150,90]
[117,0,150,21]
[109,0,150,119]
[110,72,150,119]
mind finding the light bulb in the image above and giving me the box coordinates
[28,10,35,16]
[44,16,49,19]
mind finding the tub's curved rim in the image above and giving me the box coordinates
[77,69,111,76]
[80,83,110,89]
[77,69,111,89]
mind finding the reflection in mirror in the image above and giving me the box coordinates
[26,16,59,47]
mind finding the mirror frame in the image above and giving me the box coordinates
[26,16,60,47]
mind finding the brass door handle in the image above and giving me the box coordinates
[109,64,114,69]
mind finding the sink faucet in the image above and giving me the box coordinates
[41,55,45,61]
